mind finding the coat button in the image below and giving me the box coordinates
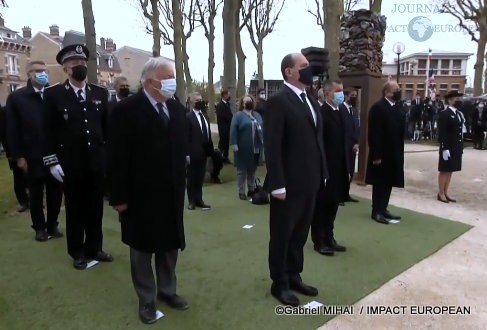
[83,108,87,111]
[86,130,90,134]
[85,119,88,123]
[88,142,91,146]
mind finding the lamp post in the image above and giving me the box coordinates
[393,42,405,83]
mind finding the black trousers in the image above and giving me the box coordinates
[218,131,230,159]
[28,174,63,232]
[210,150,223,178]
[10,161,29,205]
[372,182,392,215]
[346,149,356,197]
[63,170,104,259]
[268,193,316,289]
[187,158,206,204]
[311,188,339,246]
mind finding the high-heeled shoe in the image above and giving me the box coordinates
[445,195,456,203]
[437,194,449,203]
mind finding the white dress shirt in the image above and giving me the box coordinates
[325,101,339,111]
[143,89,170,119]
[284,81,317,125]
[69,80,86,100]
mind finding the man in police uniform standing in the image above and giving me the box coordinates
[43,44,113,270]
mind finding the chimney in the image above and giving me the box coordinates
[113,43,117,51]
[105,38,114,52]
[0,17,4,27]
[22,26,32,39]
[100,37,106,50]
[49,24,59,38]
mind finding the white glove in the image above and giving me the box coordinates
[186,155,190,165]
[442,150,450,161]
[50,164,65,182]
[233,145,239,152]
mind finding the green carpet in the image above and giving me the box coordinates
[0,158,471,330]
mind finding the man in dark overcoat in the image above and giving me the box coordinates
[215,89,233,163]
[108,57,188,324]
[366,81,405,224]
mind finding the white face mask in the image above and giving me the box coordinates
[154,78,177,98]
[259,93,266,100]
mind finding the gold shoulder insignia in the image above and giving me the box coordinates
[45,82,61,89]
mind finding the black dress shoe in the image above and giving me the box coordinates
[239,194,248,200]
[330,239,346,252]
[445,195,457,203]
[157,293,189,310]
[247,190,255,198]
[139,302,157,324]
[270,288,300,306]
[47,228,64,239]
[371,213,389,224]
[17,203,28,212]
[383,210,401,220]
[187,203,196,210]
[289,281,318,296]
[73,258,88,270]
[89,251,114,262]
[437,194,449,203]
[35,230,48,242]
[347,196,359,203]
[313,244,334,256]
[196,201,211,210]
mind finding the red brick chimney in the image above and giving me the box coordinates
[105,38,114,52]
[22,26,32,39]
[49,25,60,39]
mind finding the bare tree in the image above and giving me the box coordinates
[369,0,382,13]
[82,0,98,84]
[345,0,361,11]
[243,0,285,89]
[324,0,343,80]
[439,0,486,95]
[223,0,238,112]
[139,0,161,56]
[196,0,223,119]
[307,0,363,31]
[236,0,254,98]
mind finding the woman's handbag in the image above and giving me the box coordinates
[251,178,269,205]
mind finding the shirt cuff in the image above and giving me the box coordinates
[271,188,286,195]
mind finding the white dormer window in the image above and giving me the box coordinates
[108,55,113,69]
[96,52,100,66]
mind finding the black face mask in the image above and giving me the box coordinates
[194,100,206,110]
[245,102,254,110]
[225,96,231,102]
[349,97,357,107]
[118,87,130,98]
[453,100,463,109]
[298,66,314,85]
[392,91,402,101]
[71,65,87,82]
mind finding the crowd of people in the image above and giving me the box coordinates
[0,44,470,324]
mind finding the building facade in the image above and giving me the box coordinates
[0,18,31,105]
[29,25,64,85]
[383,50,472,100]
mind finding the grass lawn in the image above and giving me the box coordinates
[0,155,471,330]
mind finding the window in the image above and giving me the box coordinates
[7,54,18,74]
[430,59,438,69]
[418,59,427,68]
[417,83,425,89]
[418,70,426,75]
[451,84,460,90]
[452,59,461,75]
[405,83,414,89]
[441,60,450,69]
[96,52,100,67]
[440,83,448,89]
[108,55,113,69]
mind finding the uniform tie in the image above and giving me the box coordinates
[77,89,85,102]
[199,112,209,142]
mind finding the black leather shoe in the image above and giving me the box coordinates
[239,194,247,200]
[73,258,88,270]
[289,281,318,296]
[47,228,63,239]
[331,239,346,252]
[35,230,48,242]
[247,190,255,198]
[17,203,28,212]
[196,201,211,210]
[371,213,389,224]
[139,302,157,324]
[445,195,457,203]
[187,203,195,210]
[89,251,114,262]
[270,287,300,306]
[383,210,401,220]
[157,293,189,310]
[314,244,334,256]
[347,196,359,203]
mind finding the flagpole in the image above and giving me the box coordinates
[425,48,431,99]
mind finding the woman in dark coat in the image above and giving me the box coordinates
[437,91,465,203]
[229,95,264,200]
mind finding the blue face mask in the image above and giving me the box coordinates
[34,71,49,86]
[334,91,345,105]
[159,78,177,98]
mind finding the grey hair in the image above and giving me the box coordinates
[189,91,202,103]
[140,57,174,83]
[322,81,334,93]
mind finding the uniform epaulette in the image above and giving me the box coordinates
[88,83,107,90]
[45,82,61,89]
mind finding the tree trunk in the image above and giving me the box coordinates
[223,0,237,112]
[235,1,246,99]
[81,0,98,84]
[172,0,185,101]
[257,40,264,89]
[182,36,193,94]
[473,31,486,96]
[150,0,161,57]
[369,0,382,13]
[324,0,343,81]
[207,13,216,121]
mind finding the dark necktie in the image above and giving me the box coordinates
[199,112,209,142]
[300,92,315,126]
[77,89,84,102]
[38,91,43,100]
[156,102,169,127]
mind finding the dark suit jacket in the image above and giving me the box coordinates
[108,90,187,252]
[6,80,51,177]
[215,100,232,136]
[0,105,8,157]
[365,97,405,188]
[186,110,213,161]
[339,102,359,148]
[264,85,328,198]
[437,107,464,156]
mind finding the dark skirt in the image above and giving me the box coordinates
[438,151,462,172]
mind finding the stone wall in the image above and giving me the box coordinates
[339,9,387,73]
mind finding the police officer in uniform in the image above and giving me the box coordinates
[437,90,465,203]
[43,44,113,269]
